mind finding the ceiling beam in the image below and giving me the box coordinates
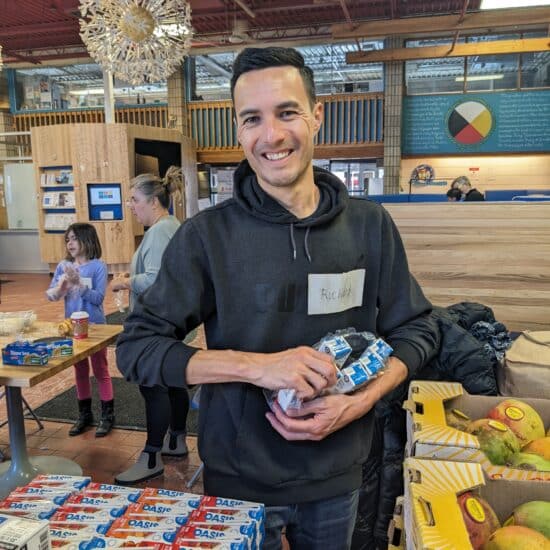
[3,50,43,64]
[233,0,256,19]
[0,22,77,38]
[332,6,550,40]
[346,37,550,63]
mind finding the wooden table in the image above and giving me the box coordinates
[0,322,122,497]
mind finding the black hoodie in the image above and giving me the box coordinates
[116,161,436,505]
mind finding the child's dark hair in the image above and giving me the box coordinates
[230,47,316,107]
[64,223,102,261]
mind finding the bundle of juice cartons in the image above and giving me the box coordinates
[266,328,393,412]
[0,475,264,550]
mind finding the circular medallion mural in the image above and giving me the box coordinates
[447,100,494,145]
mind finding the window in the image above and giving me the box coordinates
[521,32,550,88]
[405,32,548,95]
[14,64,167,111]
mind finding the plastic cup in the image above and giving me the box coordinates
[70,311,89,339]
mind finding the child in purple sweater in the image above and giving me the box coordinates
[47,223,115,437]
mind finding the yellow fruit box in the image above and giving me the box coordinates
[387,496,405,550]
[403,457,549,550]
[404,381,550,481]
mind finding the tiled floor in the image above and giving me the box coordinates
[0,273,204,493]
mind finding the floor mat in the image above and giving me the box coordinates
[33,377,199,434]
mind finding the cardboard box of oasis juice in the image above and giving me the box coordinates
[403,457,549,550]
[0,512,50,550]
[404,381,550,481]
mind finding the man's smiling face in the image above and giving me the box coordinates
[234,65,323,194]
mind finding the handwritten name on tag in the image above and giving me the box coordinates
[308,269,365,315]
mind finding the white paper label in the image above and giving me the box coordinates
[80,277,92,290]
[100,210,114,220]
[308,269,365,315]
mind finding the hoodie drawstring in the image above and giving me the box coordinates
[289,224,312,263]
[304,227,312,263]
[290,223,297,261]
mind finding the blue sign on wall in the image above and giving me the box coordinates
[402,90,550,155]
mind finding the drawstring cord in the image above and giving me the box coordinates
[290,223,297,261]
[304,227,312,263]
[289,224,312,263]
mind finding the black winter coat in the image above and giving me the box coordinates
[352,302,499,549]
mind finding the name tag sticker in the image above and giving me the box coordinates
[308,269,365,315]
[80,277,92,290]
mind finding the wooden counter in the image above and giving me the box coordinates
[0,321,122,497]
[0,321,121,387]
[384,202,550,331]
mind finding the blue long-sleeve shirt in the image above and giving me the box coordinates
[47,259,107,324]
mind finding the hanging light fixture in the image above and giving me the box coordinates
[79,0,193,86]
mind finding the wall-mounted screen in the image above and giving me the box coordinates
[89,185,121,206]
[87,183,123,221]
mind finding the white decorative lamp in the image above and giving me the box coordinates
[79,0,193,85]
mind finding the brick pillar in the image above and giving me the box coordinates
[167,64,189,136]
[383,37,404,194]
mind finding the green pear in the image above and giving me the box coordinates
[508,452,550,472]
[503,501,550,538]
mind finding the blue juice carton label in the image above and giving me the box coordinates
[319,336,352,367]
[333,362,370,394]
[366,338,393,361]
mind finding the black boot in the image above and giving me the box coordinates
[95,399,115,438]
[69,398,93,436]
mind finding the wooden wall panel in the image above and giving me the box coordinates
[31,123,194,270]
[384,202,550,331]
[71,123,132,266]
[31,125,72,167]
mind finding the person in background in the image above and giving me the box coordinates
[46,223,114,437]
[116,47,437,549]
[446,188,463,201]
[451,175,485,201]
[111,166,190,484]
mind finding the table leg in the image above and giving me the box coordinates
[0,387,82,498]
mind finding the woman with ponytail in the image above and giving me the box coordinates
[113,166,190,484]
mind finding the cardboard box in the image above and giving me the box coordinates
[2,342,49,366]
[387,496,405,550]
[0,512,50,550]
[404,381,550,481]
[403,457,550,550]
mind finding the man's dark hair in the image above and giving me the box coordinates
[230,47,316,107]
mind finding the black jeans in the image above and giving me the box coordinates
[139,385,190,451]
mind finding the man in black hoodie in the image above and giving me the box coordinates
[117,47,437,550]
